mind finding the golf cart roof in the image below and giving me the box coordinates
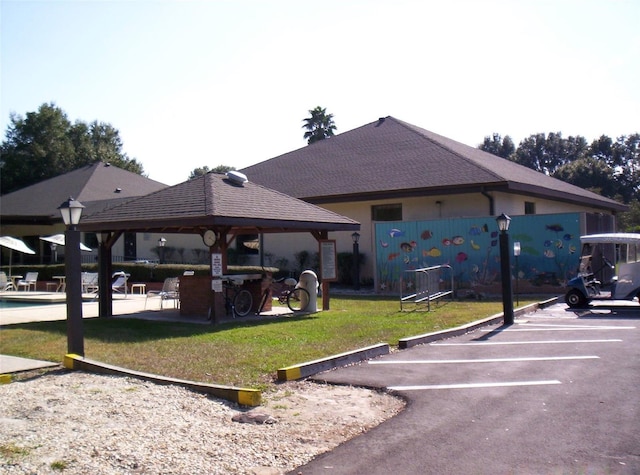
[580,233,640,245]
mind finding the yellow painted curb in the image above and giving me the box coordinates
[0,374,12,384]
[64,354,261,406]
[63,353,82,369]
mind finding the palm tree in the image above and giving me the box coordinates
[302,106,337,145]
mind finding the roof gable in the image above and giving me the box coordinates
[241,116,625,211]
[0,162,167,220]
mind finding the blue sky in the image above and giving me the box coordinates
[2,0,638,186]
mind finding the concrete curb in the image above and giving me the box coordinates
[399,297,558,349]
[279,298,559,380]
[63,354,261,406]
[277,343,390,381]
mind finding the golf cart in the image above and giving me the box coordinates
[565,233,640,308]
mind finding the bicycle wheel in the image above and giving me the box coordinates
[233,289,253,317]
[287,287,310,312]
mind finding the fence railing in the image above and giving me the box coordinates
[400,264,454,311]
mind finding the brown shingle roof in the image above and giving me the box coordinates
[0,162,167,224]
[241,116,626,211]
[79,172,359,233]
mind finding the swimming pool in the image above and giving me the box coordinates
[0,300,64,309]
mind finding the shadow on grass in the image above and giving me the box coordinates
[0,313,321,343]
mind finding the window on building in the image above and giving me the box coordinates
[524,202,536,215]
[372,203,402,221]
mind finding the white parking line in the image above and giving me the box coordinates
[388,380,562,391]
[369,356,599,365]
[482,326,635,332]
[431,339,622,346]
[519,323,636,329]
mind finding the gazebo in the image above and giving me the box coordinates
[79,172,360,321]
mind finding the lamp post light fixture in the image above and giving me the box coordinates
[58,196,85,356]
[352,232,360,291]
[496,213,514,325]
[158,237,167,264]
[514,241,521,306]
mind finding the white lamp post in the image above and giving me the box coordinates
[158,237,167,264]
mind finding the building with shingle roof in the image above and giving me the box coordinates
[0,162,168,263]
[241,116,626,286]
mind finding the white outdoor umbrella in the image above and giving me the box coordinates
[0,236,36,278]
[39,234,92,252]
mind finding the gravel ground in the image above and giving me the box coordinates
[0,370,404,474]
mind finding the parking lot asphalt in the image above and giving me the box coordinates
[295,301,640,475]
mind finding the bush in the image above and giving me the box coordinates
[336,252,366,286]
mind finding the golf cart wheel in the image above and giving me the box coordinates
[287,287,310,312]
[233,289,253,317]
[566,289,588,308]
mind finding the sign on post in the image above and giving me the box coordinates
[319,240,337,282]
[211,253,223,278]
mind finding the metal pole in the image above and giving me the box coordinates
[65,226,84,356]
[499,230,514,325]
[515,254,519,306]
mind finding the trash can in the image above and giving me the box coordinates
[297,270,319,312]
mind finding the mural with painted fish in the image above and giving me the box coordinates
[375,213,581,293]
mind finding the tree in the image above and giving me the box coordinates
[302,106,336,145]
[188,165,235,180]
[553,157,616,197]
[1,102,144,194]
[479,133,515,158]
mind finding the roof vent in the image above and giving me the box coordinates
[226,170,248,186]
[376,117,386,127]
[115,187,122,193]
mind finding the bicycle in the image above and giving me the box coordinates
[223,278,253,317]
[257,276,311,314]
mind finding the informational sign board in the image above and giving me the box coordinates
[319,240,337,282]
[211,279,223,292]
[211,253,223,277]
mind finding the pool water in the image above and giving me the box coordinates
[0,300,61,309]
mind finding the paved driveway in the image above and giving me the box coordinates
[294,302,640,474]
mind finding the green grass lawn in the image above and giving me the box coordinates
[0,296,536,389]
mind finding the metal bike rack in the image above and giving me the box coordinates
[400,264,454,311]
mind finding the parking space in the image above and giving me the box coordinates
[303,303,640,474]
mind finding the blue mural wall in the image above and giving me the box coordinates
[375,213,582,293]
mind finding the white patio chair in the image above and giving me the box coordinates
[17,272,38,291]
[145,277,180,309]
[81,272,99,293]
[111,271,129,296]
[0,271,15,291]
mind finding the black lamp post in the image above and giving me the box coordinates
[59,196,85,356]
[352,232,360,291]
[496,213,514,325]
[50,243,57,264]
[158,237,166,264]
[513,241,521,307]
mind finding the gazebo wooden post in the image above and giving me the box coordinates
[208,231,228,324]
[312,230,331,311]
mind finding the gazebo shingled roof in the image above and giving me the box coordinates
[79,172,360,234]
